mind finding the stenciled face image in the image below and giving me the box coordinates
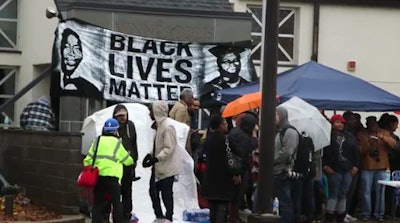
[61,29,83,74]
[221,52,240,74]
[218,52,241,82]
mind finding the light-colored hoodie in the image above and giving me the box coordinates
[273,106,299,175]
[152,101,182,180]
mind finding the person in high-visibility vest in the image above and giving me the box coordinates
[84,118,134,223]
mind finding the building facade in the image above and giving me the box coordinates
[234,0,400,97]
[0,0,58,126]
[2,0,400,129]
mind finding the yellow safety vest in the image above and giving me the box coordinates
[83,136,134,183]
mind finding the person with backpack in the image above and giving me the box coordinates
[273,106,299,223]
[278,113,315,223]
[291,131,315,223]
[322,114,359,223]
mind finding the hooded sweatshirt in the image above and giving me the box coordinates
[112,104,138,163]
[274,106,299,175]
[152,101,181,180]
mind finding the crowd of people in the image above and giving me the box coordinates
[199,107,400,223]
[81,89,202,223]
[16,91,400,223]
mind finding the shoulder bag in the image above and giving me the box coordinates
[225,137,242,175]
[77,136,101,187]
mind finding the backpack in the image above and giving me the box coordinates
[279,125,315,177]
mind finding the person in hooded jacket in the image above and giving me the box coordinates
[103,104,138,221]
[228,113,258,223]
[142,101,182,223]
[273,106,299,223]
[84,118,134,223]
[203,114,237,223]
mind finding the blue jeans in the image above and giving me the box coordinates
[252,186,258,213]
[326,172,352,213]
[361,170,386,219]
[273,175,294,223]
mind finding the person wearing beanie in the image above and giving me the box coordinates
[357,116,396,221]
[322,114,359,223]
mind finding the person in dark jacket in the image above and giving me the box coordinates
[203,114,237,223]
[379,114,400,217]
[322,114,359,223]
[342,111,361,222]
[228,113,258,223]
[104,104,138,221]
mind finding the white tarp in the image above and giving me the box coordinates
[80,103,199,222]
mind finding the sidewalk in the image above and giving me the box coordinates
[10,215,86,223]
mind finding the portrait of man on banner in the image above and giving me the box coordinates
[54,25,103,99]
[61,28,83,90]
[199,45,257,106]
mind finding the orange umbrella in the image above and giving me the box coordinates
[222,92,261,118]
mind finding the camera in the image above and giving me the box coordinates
[369,150,380,162]
[286,170,303,179]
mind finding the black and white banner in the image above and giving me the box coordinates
[52,19,257,103]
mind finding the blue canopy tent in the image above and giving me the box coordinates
[214,61,400,111]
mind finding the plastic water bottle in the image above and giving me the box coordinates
[385,168,391,181]
[192,209,209,223]
[272,197,279,216]
[183,209,210,223]
[183,209,192,221]
[3,116,9,129]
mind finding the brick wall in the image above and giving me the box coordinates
[0,129,83,214]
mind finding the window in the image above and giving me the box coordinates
[0,67,16,123]
[246,5,297,66]
[0,0,17,49]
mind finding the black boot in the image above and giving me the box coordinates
[324,213,334,223]
[336,213,346,223]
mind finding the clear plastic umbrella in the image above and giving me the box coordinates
[278,96,331,150]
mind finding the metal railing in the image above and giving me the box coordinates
[0,66,52,115]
